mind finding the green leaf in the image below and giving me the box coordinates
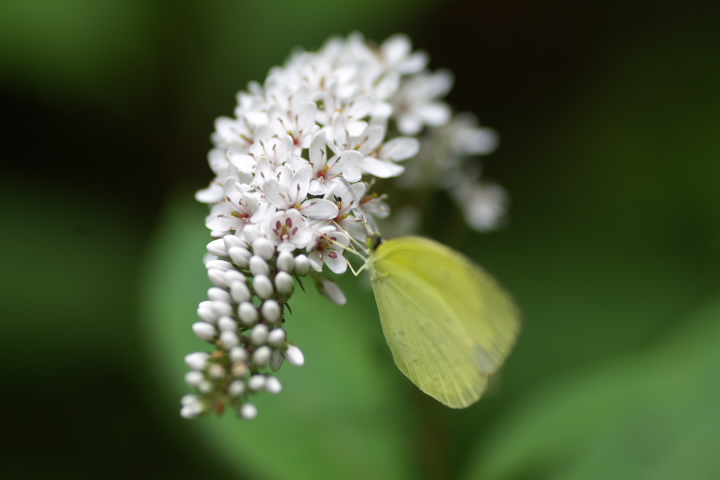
[460,295,720,480]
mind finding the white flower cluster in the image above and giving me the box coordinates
[399,112,506,231]
[183,33,505,419]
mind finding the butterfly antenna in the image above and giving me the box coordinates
[330,219,368,255]
[321,231,366,261]
[319,231,367,277]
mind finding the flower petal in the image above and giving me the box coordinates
[381,34,411,65]
[418,102,451,127]
[300,199,339,219]
[324,249,348,274]
[363,125,385,152]
[309,130,328,171]
[297,102,318,133]
[346,95,373,120]
[316,277,347,305]
[195,183,223,203]
[228,152,256,175]
[397,51,428,75]
[398,115,422,135]
[342,166,363,183]
[329,150,362,173]
[347,120,368,138]
[359,156,405,178]
[380,137,419,162]
[308,179,328,196]
[289,166,312,203]
[262,179,289,209]
[374,71,400,100]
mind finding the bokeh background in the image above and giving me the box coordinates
[3,0,720,479]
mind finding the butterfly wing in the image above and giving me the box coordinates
[368,236,520,408]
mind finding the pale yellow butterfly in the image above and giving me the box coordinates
[362,233,521,408]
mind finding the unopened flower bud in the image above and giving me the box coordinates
[249,255,270,276]
[218,316,237,333]
[185,371,203,386]
[267,328,287,348]
[208,363,225,379]
[248,375,266,391]
[232,362,249,377]
[317,277,347,305]
[284,344,305,366]
[265,376,282,394]
[206,259,233,271]
[207,239,228,257]
[240,403,257,419]
[274,271,294,297]
[261,299,282,324]
[223,234,245,250]
[207,269,227,287]
[184,352,209,370]
[208,287,231,303]
[181,400,205,419]
[224,270,246,285]
[230,280,251,304]
[228,247,251,268]
[230,346,248,363]
[253,346,271,368]
[252,237,275,260]
[192,322,216,341]
[250,324,269,345]
[220,331,239,350]
[211,300,233,317]
[253,275,274,299]
[238,302,258,326]
[197,305,217,324]
[276,251,295,272]
[294,254,310,276]
[229,381,246,397]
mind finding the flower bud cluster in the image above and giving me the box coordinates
[181,236,325,419]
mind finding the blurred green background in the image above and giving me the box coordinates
[3,0,720,479]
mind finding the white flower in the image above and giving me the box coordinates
[307,131,363,195]
[329,122,418,179]
[265,209,313,250]
[377,33,428,75]
[393,70,454,135]
[196,149,248,204]
[327,94,374,140]
[205,178,271,235]
[308,227,350,274]
[212,116,254,154]
[329,181,368,240]
[451,181,507,232]
[262,165,338,220]
[360,192,390,219]
[315,277,347,305]
[267,99,319,152]
[446,113,498,157]
[248,127,294,170]
[360,136,419,178]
